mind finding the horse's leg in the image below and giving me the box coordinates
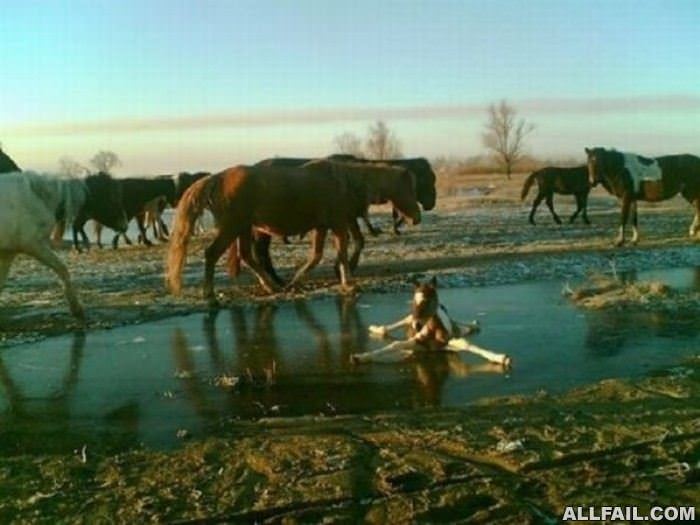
[159,216,170,239]
[253,233,284,286]
[616,196,631,246]
[392,208,405,235]
[332,228,353,293]
[122,232,133,245]
[582,192,591,225]
[689,200,700,237]
[94,221,103,249]
[529,192,544,225]
[26,243,84,320]
[348,220,365,272]
[569,194,583,223]
[368,314,413,338]
[136,215,152,247]
[287,229,327,289]
[0,253,17,291]
[203,230,236,306]
[631,201,640,245]
[545,193,561,224]
[238,233,280,294]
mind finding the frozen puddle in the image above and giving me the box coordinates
[1,267,699,454]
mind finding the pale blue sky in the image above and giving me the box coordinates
[1,0,699,172]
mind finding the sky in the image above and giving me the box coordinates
[1,0,699,173]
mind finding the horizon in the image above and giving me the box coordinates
[2,0,699,174]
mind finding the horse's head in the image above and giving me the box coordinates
[412,276,439,321]
[585,147,607,186]
[389,166,422,225]
[85,172,129,232]
[410,159,437,211]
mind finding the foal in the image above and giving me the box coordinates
[351,277,513,365]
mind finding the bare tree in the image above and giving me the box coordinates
[58,156,89,176]
[365,120,402,160]
[90,150,122,174]
[482,100,534,179]
[333,131,364,157]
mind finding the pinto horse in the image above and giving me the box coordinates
[0,171,128,319]
[585,148,700,246]
[521,166,591,225]
[166,160,421,304]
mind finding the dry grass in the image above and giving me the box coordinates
[564,273,700,310]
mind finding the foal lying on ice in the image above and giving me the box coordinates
[351,277,511,366]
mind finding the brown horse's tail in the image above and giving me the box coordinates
[165,174,216,295]
[521,172,538,200]
[226,240,241,279]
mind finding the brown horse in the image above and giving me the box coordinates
[521,166,591,225]
[231,158,425,285]
[585,147,700,245]
[166,160,421,304]
[256,154,436,233]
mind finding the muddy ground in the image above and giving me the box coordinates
[1,173,699,522]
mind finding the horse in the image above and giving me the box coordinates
[585,147,700,246]
[351,277,510,365]
[87,175,178,250]
[256,154,437,233]
[165,160,421,304]
[67,172,129,250]
[226,158,420,285]
[0,171,128,319]
[521,166,591,225]
[0,148,21,173]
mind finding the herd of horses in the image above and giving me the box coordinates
[1,146,700,318]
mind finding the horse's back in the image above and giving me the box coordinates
[216,163,351,233]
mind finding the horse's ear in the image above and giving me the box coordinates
[410,276,420,287]
[430,276,437,287]
[585,147,591,155]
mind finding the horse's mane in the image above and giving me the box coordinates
[21,171,88,223]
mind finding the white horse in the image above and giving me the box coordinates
[0,171,126,319]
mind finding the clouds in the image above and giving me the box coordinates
[5,95,699,137]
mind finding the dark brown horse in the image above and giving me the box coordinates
[521,166,591,225]
[166,160,421,304]
[256,154,436,233]
[585,147,700,245]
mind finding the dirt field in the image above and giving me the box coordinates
[1,172,699,522]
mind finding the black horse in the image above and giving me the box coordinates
[521,166,591,225]
[585,147,700,245]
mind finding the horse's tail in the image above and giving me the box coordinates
[520,171,538,200]
[166,174,216,295]
[226,240,241,279]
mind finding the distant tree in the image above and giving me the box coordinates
[90,150,122,173]
[333,131,364,157]
[365,120,402,160]
[482,100,534,179]
[58,156,88,176]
